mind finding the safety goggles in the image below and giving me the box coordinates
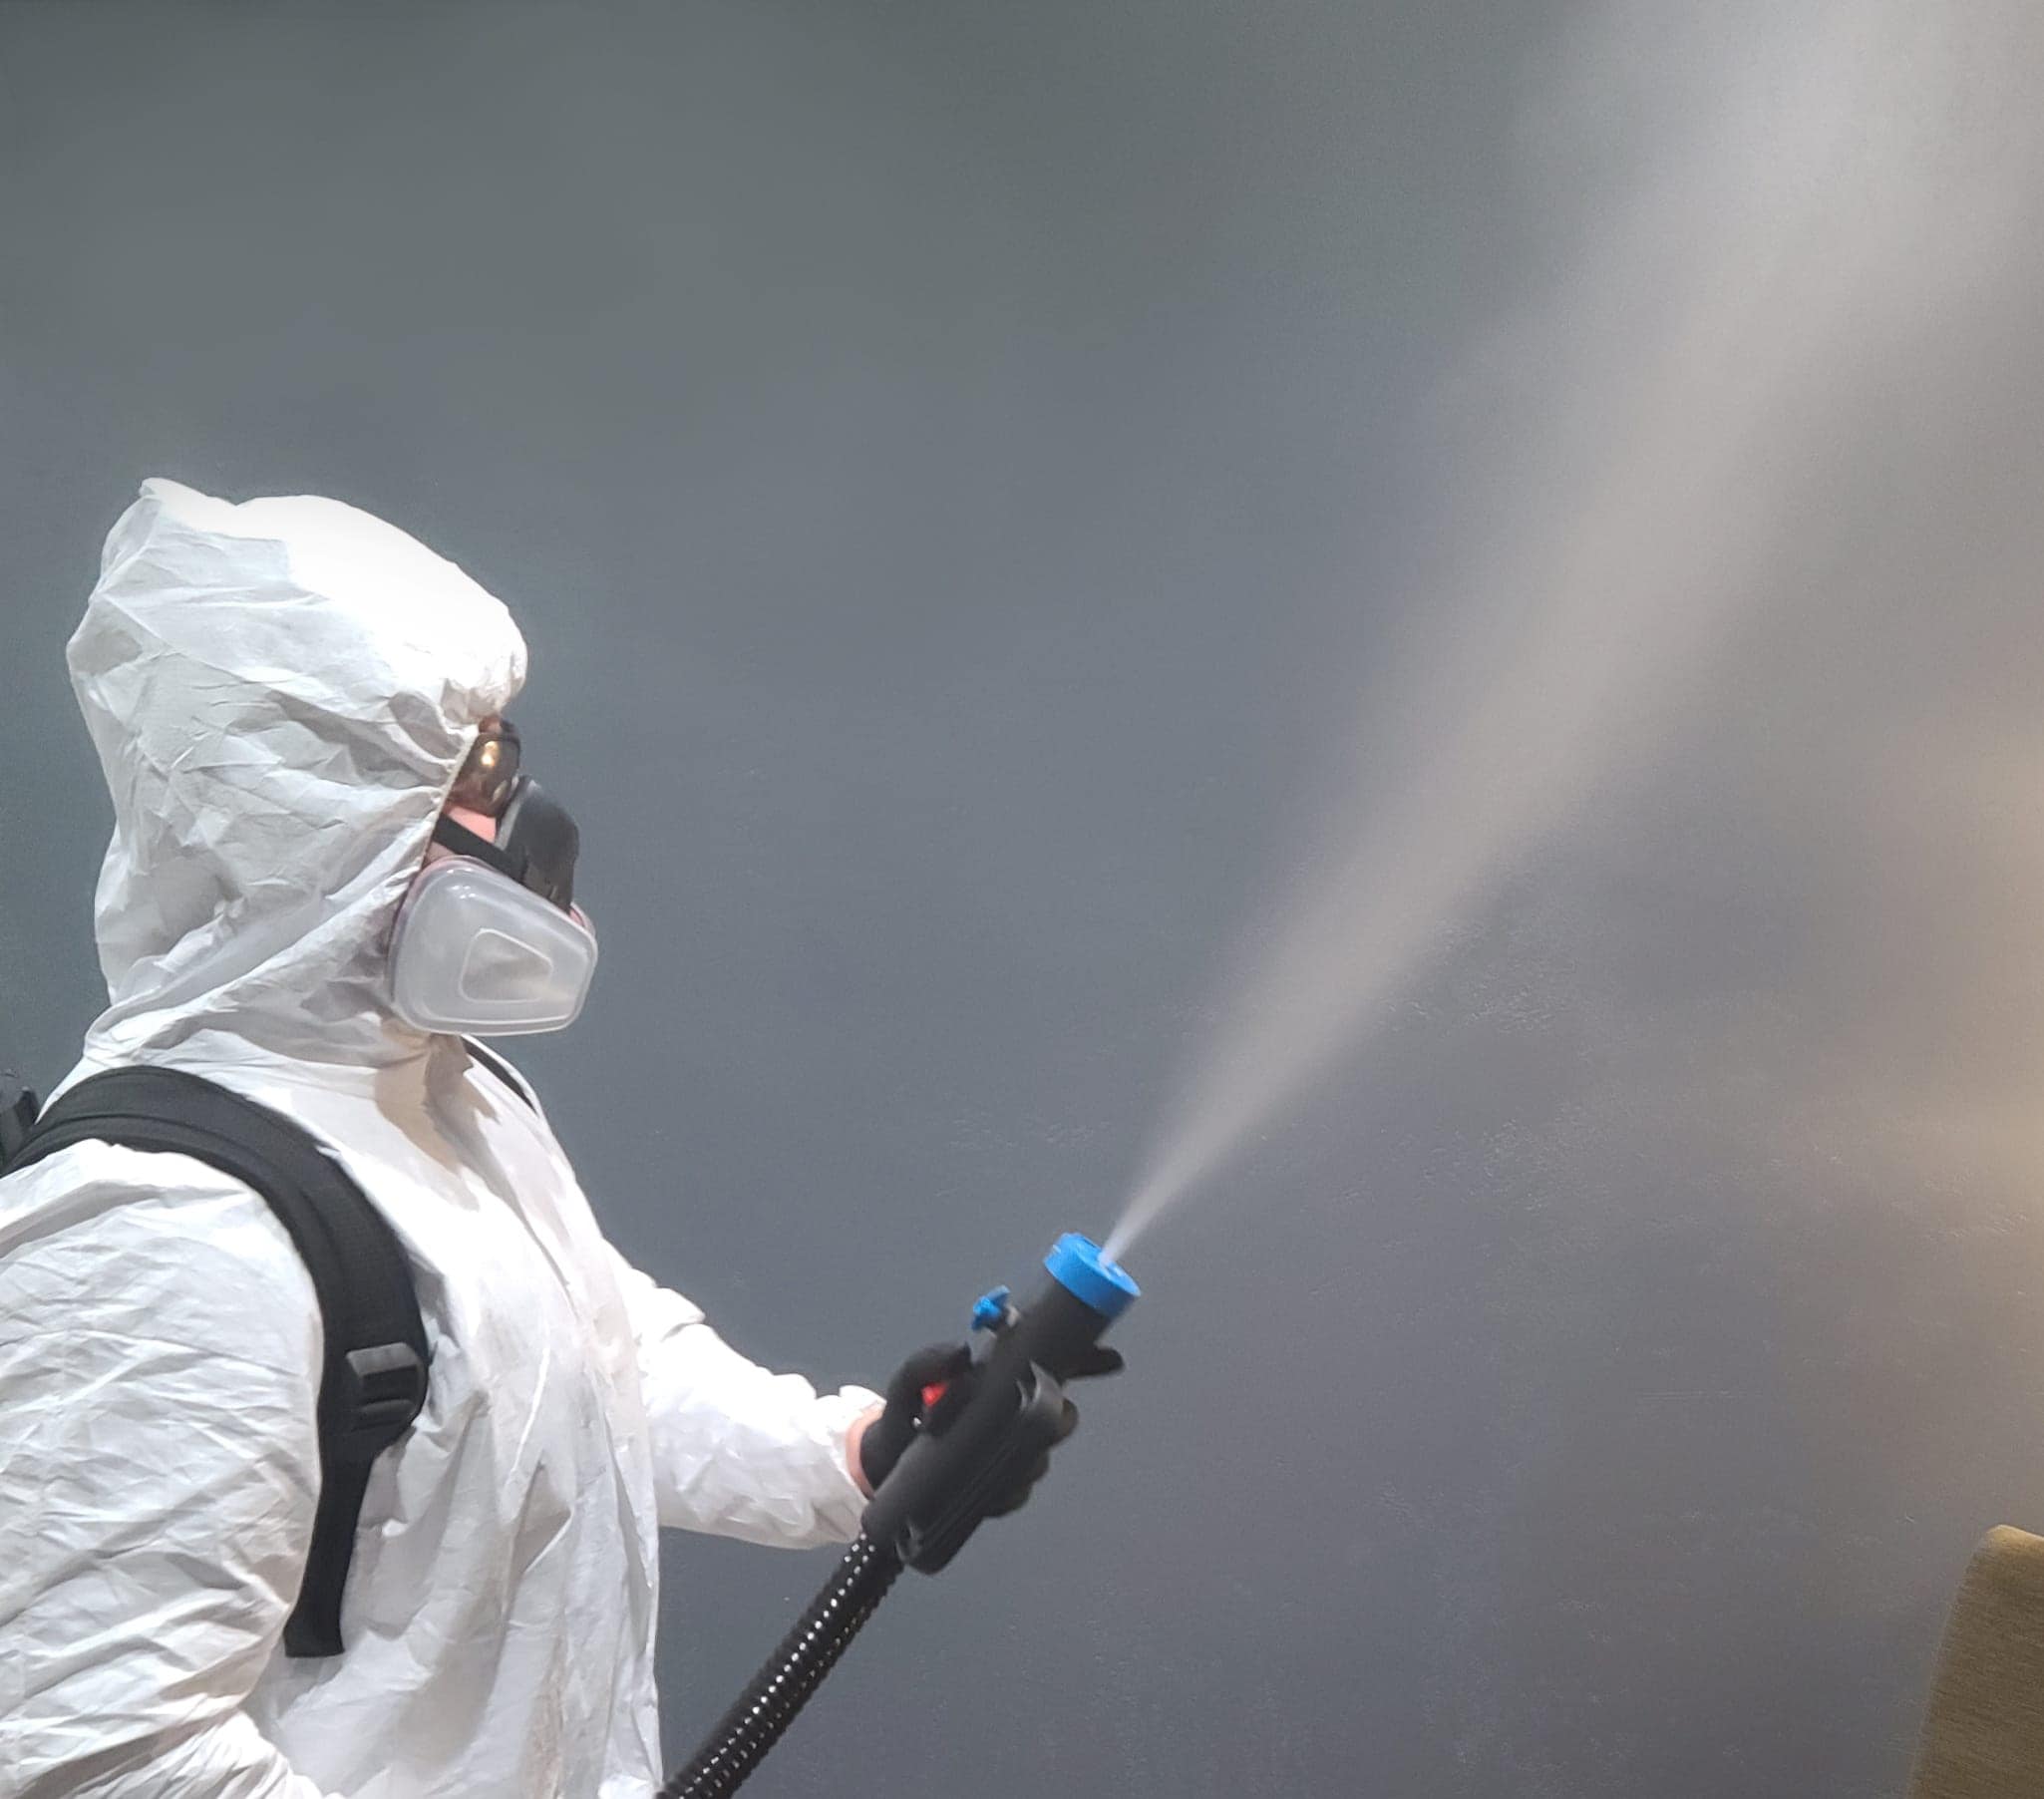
[446,716,523,819]
[433,717,581,913]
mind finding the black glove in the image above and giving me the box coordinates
[858,1338,1126,1514]
[858,1341,971,1494]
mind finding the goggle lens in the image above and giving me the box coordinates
[450,719,522,817]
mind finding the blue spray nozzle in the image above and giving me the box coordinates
[1043,1233,1141,1321]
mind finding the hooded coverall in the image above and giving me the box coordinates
[0,479,878,1798]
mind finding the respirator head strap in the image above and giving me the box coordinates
[432,811,519,880]
[431,777,580,912]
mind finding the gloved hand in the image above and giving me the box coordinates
[856,1338,1125,1514]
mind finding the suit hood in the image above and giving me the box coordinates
[68,478,526,1075]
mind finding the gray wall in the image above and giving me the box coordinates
[6,4,2044,1795]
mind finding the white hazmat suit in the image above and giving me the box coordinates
[0,480,878,1798]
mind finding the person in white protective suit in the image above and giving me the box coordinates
[0,479,1105,1798]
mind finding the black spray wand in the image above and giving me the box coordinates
[660,1234,1141,1799]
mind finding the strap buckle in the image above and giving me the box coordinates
[335,1342,427,1443]
[0,1077,41,1168]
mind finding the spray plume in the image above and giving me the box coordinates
[1108,0,2044,1260]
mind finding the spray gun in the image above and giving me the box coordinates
[661,1233,1140,1799]
[865,1233,1139,1572]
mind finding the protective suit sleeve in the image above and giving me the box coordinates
[0,1145,340,1799]
[605,1250,878,1548]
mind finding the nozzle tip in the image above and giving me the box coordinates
[1045,1233,1141,1320]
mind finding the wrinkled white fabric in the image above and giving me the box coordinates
[0,481,876,1799]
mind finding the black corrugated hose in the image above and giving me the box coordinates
[657,1531,904,1799]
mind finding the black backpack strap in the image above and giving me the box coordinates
[0,1073,39,1163]
[462,1037,536,1111]
[7,1066,429,1658]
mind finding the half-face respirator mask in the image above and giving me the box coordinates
[388,718,598,1036]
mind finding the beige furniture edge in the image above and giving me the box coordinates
[1907,1527,2044,1799]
